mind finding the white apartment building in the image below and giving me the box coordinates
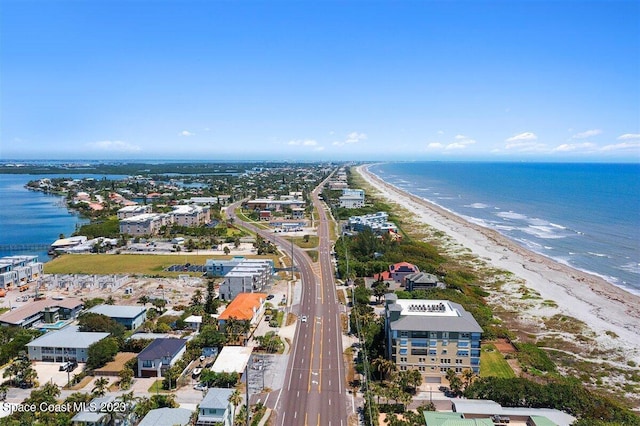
[339,188,365,208]
[0,255,44,290]
[119,213,171,236]
[218,259,274,301]
[117,205,152,220]
[172,204,211,227]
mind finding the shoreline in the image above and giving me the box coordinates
[356,164,640,365]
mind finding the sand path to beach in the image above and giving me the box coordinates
[357,164,640,366]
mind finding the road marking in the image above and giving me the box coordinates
[307,318,317,393]
[319,317,324,393]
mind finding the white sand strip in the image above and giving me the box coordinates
[357,164,640,364]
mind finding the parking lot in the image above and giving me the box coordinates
[33,361,88,388]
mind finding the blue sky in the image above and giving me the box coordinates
[1,0,639,162]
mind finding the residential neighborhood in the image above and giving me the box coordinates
[0,162,635,426]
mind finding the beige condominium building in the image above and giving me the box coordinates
[384,293,482,384]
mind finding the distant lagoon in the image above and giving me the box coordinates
[0,174,127,262]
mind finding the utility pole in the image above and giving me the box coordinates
[290,238,294,280]
[245,361,250,426]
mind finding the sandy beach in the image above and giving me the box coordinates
[356,164,640,369]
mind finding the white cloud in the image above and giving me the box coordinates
[87,140,141,152]
[552,142,597,152]
[600,141,640,152]
[437,130,444,135]
[288,139,319,147]
[426,135,476,151]
[446,135,476,150]
[505,132,537,143]
[314,146,325,152]
[345,132,367,144]
[617,133,640,140]
[180,130,195,137]
[572,129,601,139]
[333,131,367,147]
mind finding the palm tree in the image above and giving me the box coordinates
[462,368,475,390]
[408,369,423,393]
[92,377,109,397]
[228,389,243,420]
[371,357,396,381]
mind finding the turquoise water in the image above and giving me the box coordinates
[369,162,640,294]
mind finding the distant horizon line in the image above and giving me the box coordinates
[1,158,639,165]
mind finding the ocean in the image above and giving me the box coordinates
[368,162,640,295]
[0,174,126,262]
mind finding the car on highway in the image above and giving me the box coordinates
[301,315,307,323]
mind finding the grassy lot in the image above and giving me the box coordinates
[307,250,319,262]
[285,235,319,249]
[44,253,278,276]
[480,344,516,378]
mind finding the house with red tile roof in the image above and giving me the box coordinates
[218,293,267,324]
[375,262,420,284]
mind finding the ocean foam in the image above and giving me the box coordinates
[496,211,528,220]
[466,203,489,209]
[521,225,567,239]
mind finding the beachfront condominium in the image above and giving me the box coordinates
[384,294,482,384]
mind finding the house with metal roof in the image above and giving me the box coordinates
[196,388,236,426]
[138,407,193,426]
[87,304,147,330]
[404,271,445,291]
[136,338,187,377]
[451,399,575,426]
[423,412,493,426]
[384,294,483,383]
[70,396,117,426]
[26,326,109,362]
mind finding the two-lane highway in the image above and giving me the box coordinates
[228,178,348,426]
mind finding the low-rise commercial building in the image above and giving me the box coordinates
[384,294,482,383]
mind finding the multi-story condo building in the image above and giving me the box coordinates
[171,204,211,227]
[117,205,153,220]
[119,213,171,236]
[218,260,274,301]
[384,294,482,384]
[339,188,365,208]
[0,255,44,290]
[348,211,398,235]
